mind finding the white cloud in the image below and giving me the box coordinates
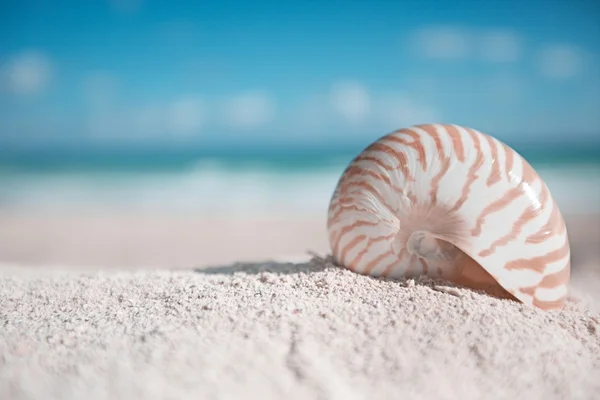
[477,30,521,63]
[484,75,527,104]
[330,81,371,124]
[1,50,52,95]
[81,72,206,138]
[294,94,330,131]
[167,97,206,134]
[82,72,122,138]
[411,26,470,59]
[127,105,166,136]
[375,94,439,129]
[87,113,127,138]
[297,80,439,134]
[97,98,206,138]
[82,72,119,109]
[411,26,521,63]
[295,81,439,132]
[537,44,583,79]
[222,91,275,129]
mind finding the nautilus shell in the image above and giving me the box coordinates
[327,124,571,311]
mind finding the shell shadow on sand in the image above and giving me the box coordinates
[193,252,591,311]
[192,251,539,306]
[193,251,334,276]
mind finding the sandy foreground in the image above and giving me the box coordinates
[1,211,600,399]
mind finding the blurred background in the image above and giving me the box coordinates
[0,0,598,269]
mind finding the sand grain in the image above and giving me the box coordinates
[1,257,599,400]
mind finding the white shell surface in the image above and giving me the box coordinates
[327,124,571,310]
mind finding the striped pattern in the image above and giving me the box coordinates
[327,124,571,311]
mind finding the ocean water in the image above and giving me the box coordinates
[0,143,599,215]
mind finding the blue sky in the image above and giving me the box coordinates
[1,0,599,148]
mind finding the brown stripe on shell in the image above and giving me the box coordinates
[332,219,380,253]
[525,200,566,244]
[417,124,452,206]
[417,124,446,159]
[338,165,392,189]
[539,262,571,288]
[532,296,568,310]
[471,187,523,237]
[518,282,569,310]
[380,248,408,277]
[501,142,515,181]
[339,234,367,266]
[353,154,394,173]
[430,157,451,206]
[335,167,406,205]
[386,129,427,171]
[478,181,550,257]
[504,236,570,273]
[363,249,395,275]
[361,143,415,182]
[520,158,541,187]
[483,134,502,187]
[450,129,485,213]
[347,232,397,269]
[349,181,396,214]
[328,203,380,226]
[444,124,466,162]
[524,261,571,290]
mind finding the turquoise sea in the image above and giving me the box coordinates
[1,141,599,215]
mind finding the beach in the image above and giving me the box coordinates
[1,209,600,399]
[1,253,600,400]
[0,211,331,269]
[2,0,600,396]
[0,156,599,400]
[0,210,598,269]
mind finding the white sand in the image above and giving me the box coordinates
[1,255,600,400]
[0,212,330,269]
[1,211,599,399]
